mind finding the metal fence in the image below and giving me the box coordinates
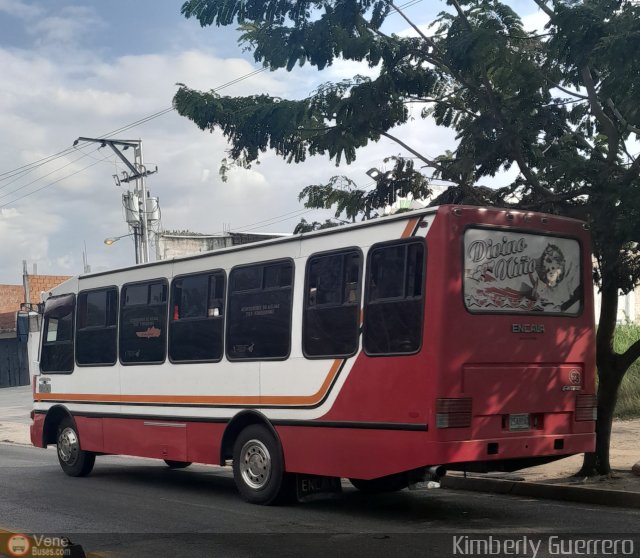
[0,338,29,388]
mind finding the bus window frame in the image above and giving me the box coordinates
[75,285,119,368]
[40,293,76,375]
[119,278,169,366]
[363,237,427,358]
[302,246,364,360]
[168,269,227,364]
[461,224,585,318]
[226,257,295,362]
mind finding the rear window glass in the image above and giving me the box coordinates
[463,228,582,315]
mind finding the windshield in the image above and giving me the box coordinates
[463,228,582,316]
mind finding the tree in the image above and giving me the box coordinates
[174,0,640,475]
[298,156,431,221]
[293,217,341,233]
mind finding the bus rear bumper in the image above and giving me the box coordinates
[279,425,595,480]
[431,432,595,469]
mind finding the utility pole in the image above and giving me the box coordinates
[135,143,151,263]
[74,137,159,264]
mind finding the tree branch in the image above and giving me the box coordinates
[380,131,445,171]
[622,155,640,186]
[390,2,435,48]
[539,73,590,100]
[511,141,555,198]
[533,0,555,18]
[606,98,640,135]
[618,338,640,374]
[581,65,619,163]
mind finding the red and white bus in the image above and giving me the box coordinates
[30,205,596,504]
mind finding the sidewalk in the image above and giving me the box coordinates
[0,385,31,445]
[1,385,638,507]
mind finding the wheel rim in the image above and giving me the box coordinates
[58,427,80,466]
[239,439,271,490]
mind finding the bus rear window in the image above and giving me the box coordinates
[463,228,582,315]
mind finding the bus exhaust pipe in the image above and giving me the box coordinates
[428,465,447,480]
[408,466,447,490]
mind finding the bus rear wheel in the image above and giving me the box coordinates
[232,424,292,505]
[164,460,192,469]
[56,418,95,477]
[349,473,408,493]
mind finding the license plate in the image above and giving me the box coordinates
[296,474,342,502]
[509,413,530,431]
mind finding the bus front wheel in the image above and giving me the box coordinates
[232,424,292,505]
[56,418,95,477]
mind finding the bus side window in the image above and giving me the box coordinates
[41,294,76,373]
[169,271,226,363]
[303,250,362,358]
[364,240,426,355]
[227,260,293,361]
[76,287,118,366]
[119,280,168,365]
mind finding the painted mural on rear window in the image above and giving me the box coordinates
[463,229,582,315]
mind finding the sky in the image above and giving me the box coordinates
[0,0,548,283]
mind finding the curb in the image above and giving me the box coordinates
[442,475,640,509]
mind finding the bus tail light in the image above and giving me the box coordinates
[436,398,472,428]
[575,394,597,421]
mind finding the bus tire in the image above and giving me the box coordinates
[232,424,292,505]
[56,418,95,477]
[349,473,408,493]
[164,460,192,469]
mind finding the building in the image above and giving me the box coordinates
[0,274,71,337]
[156,231,290,260]
[0,273,70,388]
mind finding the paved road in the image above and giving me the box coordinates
[0,444,638,558]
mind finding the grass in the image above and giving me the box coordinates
[613,324,640,420]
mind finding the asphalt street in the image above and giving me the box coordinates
[0,443,638,558]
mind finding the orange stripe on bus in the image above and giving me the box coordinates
[33,359,344,407]
[401,217,419,238]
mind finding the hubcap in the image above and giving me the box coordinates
[58,427,79,466]
[239,439,271,490]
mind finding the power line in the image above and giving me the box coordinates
[0,148,101,202]
[0,147,77,183]
[0,153,112,210]
[0,69,267,186]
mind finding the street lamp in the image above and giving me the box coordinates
[104,233,133,246]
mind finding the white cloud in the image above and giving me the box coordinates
[28,6,102,47]
[0,0,42,20]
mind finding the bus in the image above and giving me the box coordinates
[30,205,596,504]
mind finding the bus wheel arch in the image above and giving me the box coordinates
[43,405,74,447]
[220,410,281,465]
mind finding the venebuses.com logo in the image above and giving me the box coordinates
[7,534,31,557]
[5,534,79,557]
